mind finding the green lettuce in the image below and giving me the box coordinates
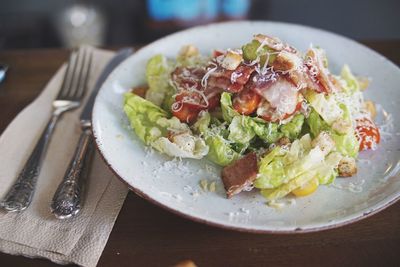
[124,93,208,159]
[193,111,239,166]
[220,92,283,144]
[255,134,323,189]
[340,65,360,94]
[228,116,256,144]
[331,132,359,158]
[254,146,288,189]
[192,110,211,134]
[220,92,239,123]
[280,114,305,140]
[251,118,283,144]
[255,134,342,200]
[205,134,240,166]
[261,171,316,200]
[305,91,343,125]
[307,109,330,138]
[124,92,169,144]
[307,108,359,158]
[145,54,175,106]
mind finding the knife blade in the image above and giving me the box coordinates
[80,48,133,122]
[50,48,133,219]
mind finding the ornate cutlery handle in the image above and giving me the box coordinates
[50,129,94,219]
[1,114,59,212]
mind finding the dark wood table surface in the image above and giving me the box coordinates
[0,41,399,267]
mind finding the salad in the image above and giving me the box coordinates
[123,34,380,201]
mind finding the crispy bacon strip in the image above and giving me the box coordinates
[221,152,258,198]
[207,63,255,93]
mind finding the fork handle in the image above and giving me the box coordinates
[50,128,94,219]
[1,113,60,212]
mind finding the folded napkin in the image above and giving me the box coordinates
[0,48,129,267]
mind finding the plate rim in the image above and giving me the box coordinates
[92,20,400,234]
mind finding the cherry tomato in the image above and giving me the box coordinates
[172,92,220,123]
[172,102,201,124]
[233,89,261,115]
[172,93,203,123]
[292,178,319,197]
[355,117,380,151]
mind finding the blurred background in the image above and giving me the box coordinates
[0,0,399,50]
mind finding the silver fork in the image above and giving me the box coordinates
[0,47,92,212]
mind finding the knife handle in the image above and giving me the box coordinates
[50,129,94,219]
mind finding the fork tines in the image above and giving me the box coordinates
[57,46,93,101]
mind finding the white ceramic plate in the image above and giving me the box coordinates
[92,21,400,233]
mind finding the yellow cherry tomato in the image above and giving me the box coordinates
[292,178,319,197]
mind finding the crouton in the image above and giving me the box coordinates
[221,50,243,70]
[272,50,303,71]
[178,44,199,58]
[277,136,291,146]
[364,100,377,120]
[338,157,357,177]
[168,131,196,153]
[311,131,335,156]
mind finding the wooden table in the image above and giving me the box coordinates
[1,41,399,267]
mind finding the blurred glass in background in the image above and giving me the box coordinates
[145,0,250,43]
[0,0,399,49]
[55,3,106,47]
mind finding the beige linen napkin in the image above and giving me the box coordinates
[0,48,129,267]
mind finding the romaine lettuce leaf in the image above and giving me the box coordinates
[280,114,305,140]
[124,93,208,159]
[192,110,211,134]
[315,152,342,184]
[221,92,283,144]
[145,54,175,106]
[124,92,169,144]
[228,116,256,144]
[305,91,343,125]
[220,92,239,123]
[261,171,316,200]
[205,134,240,166]
[254,146,287,189]
[331,132,359,158]
[191,110,239,166]
[307,108,358,158]
[340,65,360,94]
[255,133,342,200]
[260,150,342,200]
[251,118,283,144]
[255,134,318,189]
[307,109,330,138]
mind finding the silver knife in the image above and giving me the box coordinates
[50,48,133,219]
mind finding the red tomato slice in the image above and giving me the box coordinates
[172,102,201,124]
[233,89,261,115]
[172,92,203,123]
[172,92,221,123]
[355,117,380,151]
